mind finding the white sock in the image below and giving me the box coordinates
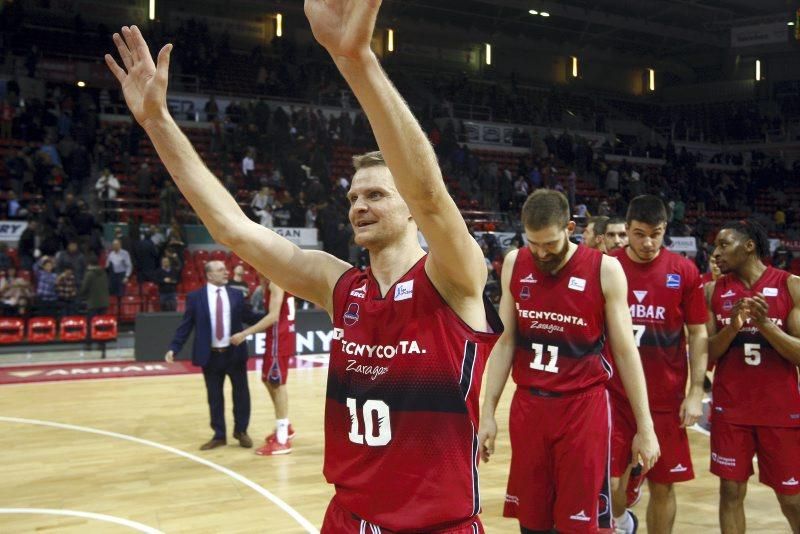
[276,419,289,445]
[615,511,632,532]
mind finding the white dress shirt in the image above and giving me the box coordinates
[207,283,231,348]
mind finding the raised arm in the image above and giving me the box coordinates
[104,26,349,313]
[304,1,486,300]
[478,249,518,462]
[601,255,660,473]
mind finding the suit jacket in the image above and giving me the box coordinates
[168,285,262,367]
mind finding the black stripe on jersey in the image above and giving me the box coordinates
[637,328,682,349]
[471,424,480,516]
[326,374,468,413]
[460,341,477,401]
[516,334,605,359]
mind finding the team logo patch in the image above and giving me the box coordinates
[783,477,799,487]
[633,290,648,303]
[723,300,733,312]
[763,287,778,297]
[519,285,531,300]
[519,274,538,284]
[569,510,591,522]
[343,303,360,326]
[721,289,736,298]
[350,282,367,299]
[670,464,688,473]
[394,280,414,301]
[568,277,586,292]
[666,273,681,288]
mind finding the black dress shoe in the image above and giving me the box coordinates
[199,438,227,450]
[233,431,253,448]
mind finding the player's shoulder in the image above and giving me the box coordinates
[785,273,800,302]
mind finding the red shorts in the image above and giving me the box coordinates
[609,398,694,484]
[710,419,800,495]
[505,386,611,533]
[321,496,484,533]
[261,353,290,385]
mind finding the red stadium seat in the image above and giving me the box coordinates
[143,295,160,312]
[108,295,119,317]
[141,281,159,298]
[59,316,88,342]
[209,250,227,262]
[90,315,118,341]
[0,318,25,344]
[27,317,57,343]
[6,248,19,268]
[17,269,32,283]
[124,279,140,296]
[176,294,187,312]
[119,296,142,323]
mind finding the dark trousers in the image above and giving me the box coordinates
[109,271,126,297]
[201,348,250,439]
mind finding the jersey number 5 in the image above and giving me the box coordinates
[346,398,392,446]
[744,343,761,366]
[530,343,560,373]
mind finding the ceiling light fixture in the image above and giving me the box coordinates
[540,11,550,17]
[529,9,538,15]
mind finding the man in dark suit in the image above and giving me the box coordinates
[165,260,262,450]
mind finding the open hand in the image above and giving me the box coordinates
[304,0,381,61]
[105,25,172,128]
[631,427,660,474]
[230,332,247,346]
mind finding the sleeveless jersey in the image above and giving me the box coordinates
[606,248,707,411]
[262,288,296,358]
[510,245,610,393]
[326,256,502,531]
[710,267,800,427]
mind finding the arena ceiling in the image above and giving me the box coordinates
[376,0,795,58]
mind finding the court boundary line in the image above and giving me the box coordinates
[0,508,164,533]
[0,416,319,534]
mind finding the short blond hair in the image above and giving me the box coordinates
[352,151,386,171]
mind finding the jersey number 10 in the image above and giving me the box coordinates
[346,398,392,446]
[530,343,560,373]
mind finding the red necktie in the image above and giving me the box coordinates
[215,288,224,341]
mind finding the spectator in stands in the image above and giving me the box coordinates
[582,216,609,250]
[55,266,79,316]
[133,227,160,282]
[205,95,219,122]
[106,238,132,297]
[250,186,273,216]
[772,243,792,271]
[33,256,58,315]
[55,240,87,283]
[94,168,120,200]
[1,266,32,314]
[150,224,167,249]
[775,208,787,233]
[136,162,153,197]
[0,244,13,271]
[603,216,628,253]
[155,256,178,311]
[227,265,250,297]
[5,190,26,219]
[159,182,179,223]
[80,253,109,322]
[242,147,255,182]
[17,218,39,270]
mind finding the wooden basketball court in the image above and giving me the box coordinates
[0,366,791,532]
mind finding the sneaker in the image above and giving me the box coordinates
[255,438,292,456]
[264,424,296,443]
[614,510,638,534]
[626,464,645,507]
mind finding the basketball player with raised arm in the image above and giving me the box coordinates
[105,1,501,531]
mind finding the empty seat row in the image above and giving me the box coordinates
[0,316,118,345]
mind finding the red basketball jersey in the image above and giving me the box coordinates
[510,245,611,393]
[700,272,715,286]
[606,248,707,411]
[710,267,800,427]
[263,288,296,357]
[325,256,502,531]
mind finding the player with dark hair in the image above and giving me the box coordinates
[480,189,659,534]
[604,216,628,254]
[705,220,800,534]
[106,1,502,530]
[583,216,609,250]
[607,195,709,534]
